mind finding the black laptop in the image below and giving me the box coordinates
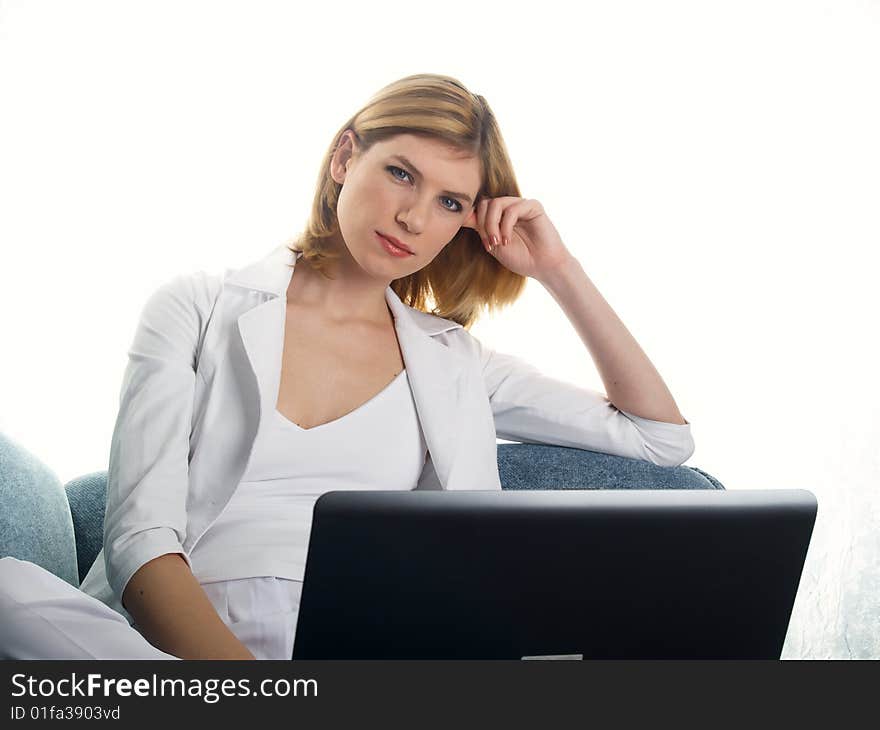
[291,489,817,660]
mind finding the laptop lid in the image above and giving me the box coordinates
[292,489,817,660]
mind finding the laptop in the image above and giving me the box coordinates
[291,489,817,660]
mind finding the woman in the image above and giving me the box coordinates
[0,73,693,660]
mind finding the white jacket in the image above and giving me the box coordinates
[80,244,694,622]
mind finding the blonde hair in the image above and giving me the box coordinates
[285,73,527,330]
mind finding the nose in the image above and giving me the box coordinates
[395,216,418,236]
[396,195,434,234]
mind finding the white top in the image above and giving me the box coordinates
[189,365,427,583]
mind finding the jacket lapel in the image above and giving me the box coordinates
[383,287,466,491]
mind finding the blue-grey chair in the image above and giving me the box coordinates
[0,431,724,587]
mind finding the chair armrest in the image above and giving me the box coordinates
[497,443,724,490]
[0,432,79,586]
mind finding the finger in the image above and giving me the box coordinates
[486,197,519,248]
[499,198,532,246]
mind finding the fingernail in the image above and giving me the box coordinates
[502,236,509,247]
[491,234,498,247]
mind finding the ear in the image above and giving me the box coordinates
[460,207,478,231]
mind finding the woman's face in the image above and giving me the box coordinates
[331,131,483,279]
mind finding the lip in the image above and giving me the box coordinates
[376,231,415,255]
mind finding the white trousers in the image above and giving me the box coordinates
[0,556,303,660]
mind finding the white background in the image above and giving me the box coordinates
[1,0,877,658]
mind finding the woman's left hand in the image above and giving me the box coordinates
[461,196,576,282]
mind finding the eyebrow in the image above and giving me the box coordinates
[389,155,475,205]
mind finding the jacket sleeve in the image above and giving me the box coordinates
[102,272,211,604]
[458,330,695,467]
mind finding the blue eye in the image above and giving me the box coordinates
[388,165,409,182]
[386,165,463,213]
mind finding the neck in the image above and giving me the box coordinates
[287,247,394,327]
